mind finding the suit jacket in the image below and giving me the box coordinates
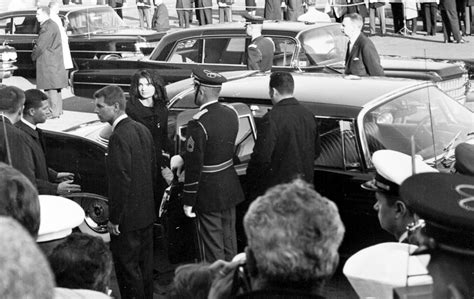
[106,117,156,232]
[31,19,68,90]
[247,97,321,196]
[344,33,384,76]
[182,102,244,213]
[15,120,58,195]
[0,118,36,187]
[247,36,275,72]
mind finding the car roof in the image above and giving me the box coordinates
[218,72,430,118]
[0,5,111,17]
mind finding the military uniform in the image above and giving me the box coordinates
[244,15,275,72]
[181,68,244,262]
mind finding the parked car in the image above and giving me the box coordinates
[0,5,165,76]
[71,22,470,103]
[44,71,474,252]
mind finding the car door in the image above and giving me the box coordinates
[0,14,38,75]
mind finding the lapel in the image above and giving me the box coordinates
[348,34,363,61]
[16,121,45,152]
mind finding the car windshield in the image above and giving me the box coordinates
[298,25,347,66]
[66,6,126,34]
[363,86,474,166]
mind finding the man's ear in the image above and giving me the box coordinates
[25,107,34,117]
[245,247,258,278]
[395,200,407,217]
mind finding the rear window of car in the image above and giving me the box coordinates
[298,25,347,66]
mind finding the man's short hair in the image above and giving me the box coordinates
[0,162,40,238]
[37,6,51,15]
[93,85,126,110]
[48,233,113,293]
[24,89,48,111]
[344,13,363,29]
[0,86,25,114]
[0,216,55,298]
[168,263,213,299]
[269,72,294,96]
[244,179,345,285]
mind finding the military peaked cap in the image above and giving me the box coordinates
[192,67,227,87]
[242,12,265,24]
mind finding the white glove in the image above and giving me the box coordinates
[183,205,196,218]
[161,167,173,185]
[170,155,184,176]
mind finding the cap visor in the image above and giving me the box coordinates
[361,179,381,192]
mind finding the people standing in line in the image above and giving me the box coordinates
[368,0,386,36]
[361,150,437,243]
[0,86,37,186]
[440,0,464,42]
[298,0,331,22]
[32,6,68,118]
[342,13,384,76]
[137,0,153,29]
[244,14,275,72]
[127,70,172,216]
[246,72,321,198]
[15,89,81,196]
[391,2,405,33]
[94,85,156,299]
[422,1,438,35]
[196,0,212,25]
[48,1,73,71]
[217,0,233,23]
[170,68,244,263]
[283,0,304,20]
[176,0,192,27]
[152,0,170,31]
[264,0,283,20]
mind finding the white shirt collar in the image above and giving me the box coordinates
[398,231,409,243]
[112,114,128,131]
[200,100,218,110]
[349,32,360,48]
[21,118,36,130]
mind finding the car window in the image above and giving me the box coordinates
[363,86,474,163]
[0,18,9,34]
[298,25,347,66]
[169,39,203,63]
[316,118,360,169]
[67,6,126,34]
[9,16,39,34]
[203,37,245,65]
[272,37,296,67]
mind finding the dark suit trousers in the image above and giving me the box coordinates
[423,3,438,35]
[391,3,405,33]
[196,207,237,263]
[111,225,153,299]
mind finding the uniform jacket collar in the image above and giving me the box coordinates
[275,97,298,106]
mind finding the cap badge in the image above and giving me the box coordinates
[203,69,222,79]
[455,184,474,212]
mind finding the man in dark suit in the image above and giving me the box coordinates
[440,0,464,42]
[15,89,80,196]
[342,13,384,76]
[246,72,321,198]
[195,0,212,25]
[94,85,156,299]
[171,68,244,263]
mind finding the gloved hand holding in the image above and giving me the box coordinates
[183,205,196,218]
[170,155,184,176]
[161,167,174,185]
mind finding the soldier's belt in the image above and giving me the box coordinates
[202,159,233,173]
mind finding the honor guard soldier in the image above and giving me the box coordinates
[362,150,437,243]
[171,67,244,263]
[454,142,474,176]
[401,173,474,299]
[243,12,275,72]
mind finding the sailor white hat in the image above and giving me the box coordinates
[37,195,85,243]
[362,150,438,195]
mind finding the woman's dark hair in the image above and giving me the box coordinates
[48,233,113,293]
[129,69,169,106]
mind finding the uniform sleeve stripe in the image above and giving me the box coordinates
[184,190,197,194]
[184,182,199,187]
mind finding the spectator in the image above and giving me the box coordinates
[0,86,37,185]
[283,0,304,20]
[422,1,438,35]
[49,233,113,297]
[298,0,331,22]
[127,70,172,214]
[240,179,344,296]
[440,0,464,42]
[152,0,170,31]
[168,263,214,299]
[32,6,68,118]
[0,162,40,238]
[325,0,347,22]
[390,1,405,33]
[342,13,384,76]
[16,89,81,196]
[109,0,126,18]
[170,68,244,263]
[243,13,275,72]
[48,1,73,71]
[196,0,212,24]
[456,0,469,35]
[264,0,283,20]
[246,72,320,198]
[0,217,55,299]
[94,85,155,299]
[368,0,386,36]
[361,150,437,242]
[137,0,153,29]
[217,0,233,23]
[176,0,192,27]
[245,0,257,16]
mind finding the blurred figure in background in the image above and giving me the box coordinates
[152,0,170,31]
[176,0,192,27]
[137,0,153,29]
[48,1,73,71]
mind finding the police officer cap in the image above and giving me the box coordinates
[400,173,474,253]
[242,12,265,24]
[192,67,227,88]
[361,150,437,195]
[455,142,474,176]
[37,195,85,243]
